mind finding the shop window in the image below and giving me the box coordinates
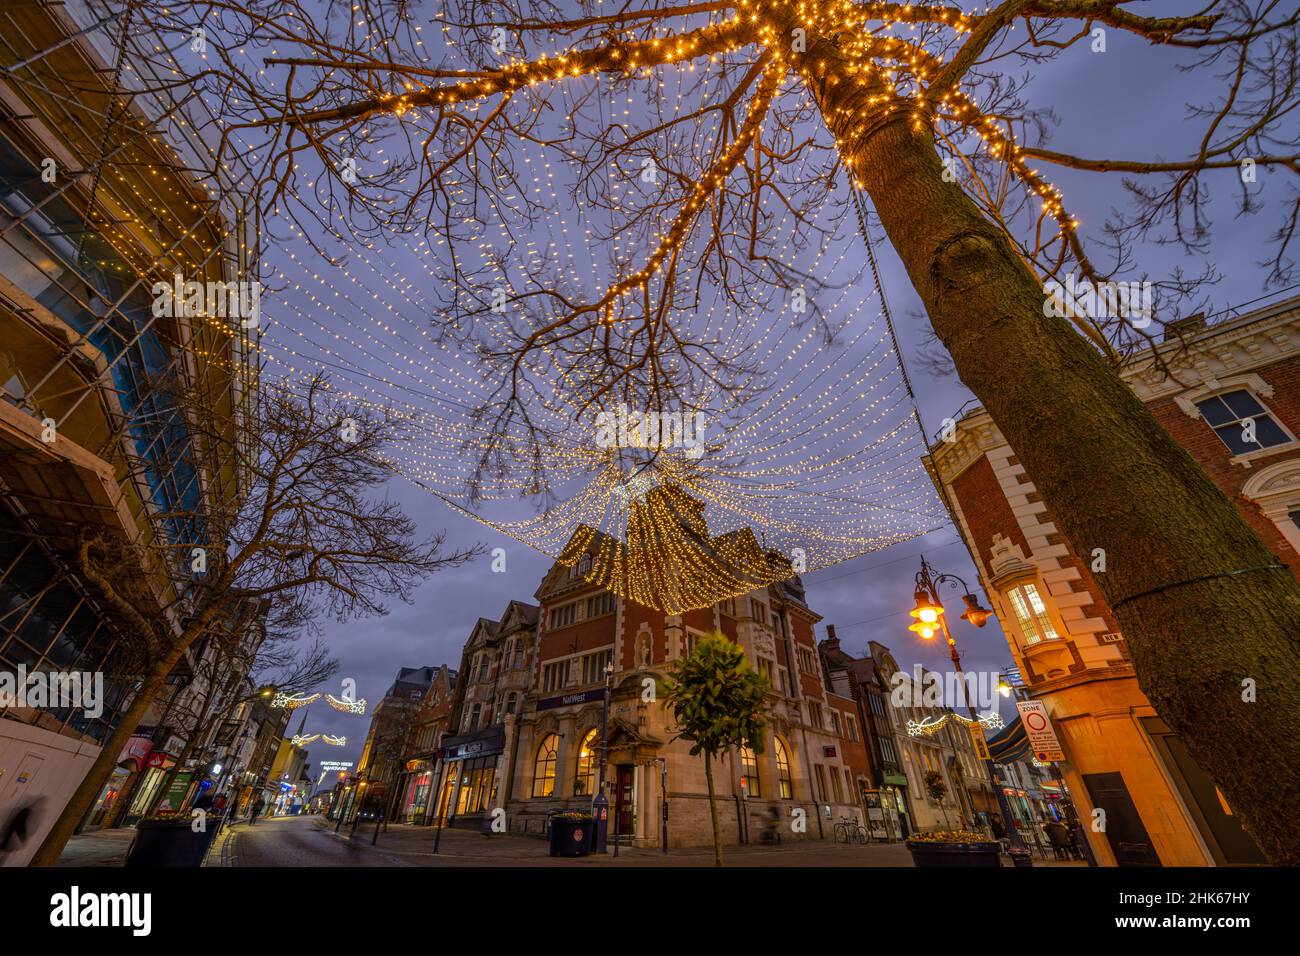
[1195,389,1291,455]
[532,734,559,797]
[1005,582,1059,644]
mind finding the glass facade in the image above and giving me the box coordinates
[0,510,134,742]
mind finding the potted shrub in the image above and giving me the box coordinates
[548,811,595,858]
[905,830,1002,868]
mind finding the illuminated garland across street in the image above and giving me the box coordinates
[273,693,321,710]
[907,712,1005,738]
[325,694,367,715]
[292,734,347,747]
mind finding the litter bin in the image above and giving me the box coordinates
[548,815,594,857]
[125,815,224,867]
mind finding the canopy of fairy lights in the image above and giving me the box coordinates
[17,1,1008,615]
[237,25,947,613]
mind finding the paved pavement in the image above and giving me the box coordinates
[217,814,919,867]
[54,815,1087,867]
[54,825,138,867]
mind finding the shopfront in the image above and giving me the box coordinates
[438,726,505,828]
[401,761,433,823]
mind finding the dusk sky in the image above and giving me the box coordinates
[285,2,1294,777]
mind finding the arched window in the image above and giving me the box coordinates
[774,737,793,799]
[505,692,519,716]
[532,734,559,797]
[574,728,599,795]
[740,744,761,798]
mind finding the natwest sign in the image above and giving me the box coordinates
[536,688,607,712]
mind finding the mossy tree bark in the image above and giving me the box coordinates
[806,45,1300,865]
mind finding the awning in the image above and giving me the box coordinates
[986,716,1031,763]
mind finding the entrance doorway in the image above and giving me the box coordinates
[614,765,635,838]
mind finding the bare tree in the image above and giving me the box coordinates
[30,373,481,865]
[142,612,340,817]
[97,0,1300,861]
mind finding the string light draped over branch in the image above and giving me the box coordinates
[52,1,1239,612]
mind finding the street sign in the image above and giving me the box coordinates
[1015,700,1066,762]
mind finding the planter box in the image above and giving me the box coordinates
[905,840,1002,868]
[125,817,223,867]
[548,818,594,858]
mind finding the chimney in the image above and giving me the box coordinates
[1162,312,1205,342]
[823,624,839,650]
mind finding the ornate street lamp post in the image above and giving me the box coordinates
[911,557,1033,867]
[591,662,615,853]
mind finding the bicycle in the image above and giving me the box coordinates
[834,816,868,844]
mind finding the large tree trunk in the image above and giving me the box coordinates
[704,752,723,867]
[806,53,1300,864]
[29,647,186,867]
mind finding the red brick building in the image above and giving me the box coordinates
[426,488,873,848]
[923,295,1300,865]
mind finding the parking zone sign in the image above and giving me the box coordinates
[1015,700,1066,762]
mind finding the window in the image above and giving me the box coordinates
[548,602,578,629]
[719,597,737,617]
[844,714,860,743]
[1005,582,1060,644]
[880,737,898,765]
[684,629,703,657]
[750,599,767,625]
[756,656,774,686]
[774,737,793,799]
[532,734,559,797]
[574,728,598,795]
[513,642,526,670]
[844,768,855,803]
[830,767,844,803]
[585,591,615,619]
[1196,390,1291,455]
[579,554,592,576]
[797,646,816,674]
[477,654,490,682]
[831,711,842,736]
[505,692,519,716]
[542,660,570,692]
[807,701,824,730]
[814,764,828,802]
[581,649,613,685]
[466,703,481,731]
[740,745,761,797]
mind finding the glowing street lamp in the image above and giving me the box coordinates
[908,590,943,640]
[908,556,1032,867]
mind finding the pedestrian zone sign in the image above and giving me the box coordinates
[1015,700,1065,762]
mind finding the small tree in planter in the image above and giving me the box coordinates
[923,770,952,830]
[664,631,769,867]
